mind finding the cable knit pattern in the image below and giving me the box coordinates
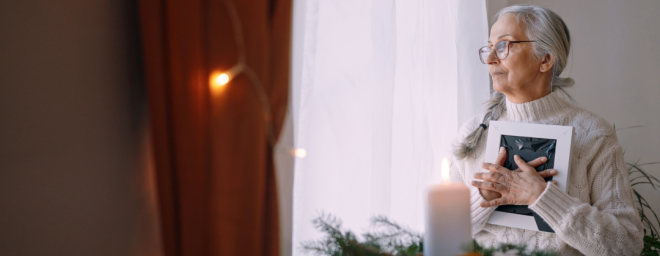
[449,91,644,255]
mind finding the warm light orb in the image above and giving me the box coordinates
[440,157,450,184]
[215,73,230,86]
[293,148,307,158]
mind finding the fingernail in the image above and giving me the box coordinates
[499,147,505,153]
[541,157,547,162]
[514,155,520,159]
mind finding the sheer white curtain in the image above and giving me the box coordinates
[289,0,489,254]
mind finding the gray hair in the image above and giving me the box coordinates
[454,5,574,160]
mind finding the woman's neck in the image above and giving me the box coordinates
[502,85,551,104]
[503,90,570,123]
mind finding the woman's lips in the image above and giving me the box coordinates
[491,72,506,76]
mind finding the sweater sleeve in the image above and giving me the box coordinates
[450,155,497,236]
[528,134,644,255]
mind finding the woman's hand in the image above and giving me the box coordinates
[477,147,551,201]
[477,147,508,201]
[473,148,559,207]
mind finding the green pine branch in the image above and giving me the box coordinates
[301,213,557,256]
[616,124,660,255]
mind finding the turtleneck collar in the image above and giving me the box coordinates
[504,91,570,123]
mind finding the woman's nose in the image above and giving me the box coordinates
[485,49,499,65]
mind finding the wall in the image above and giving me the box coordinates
[487,0,660,226]
[0,1,157,256]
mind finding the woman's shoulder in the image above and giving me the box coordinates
[565,104,616,139]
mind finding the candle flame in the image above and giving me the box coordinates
[441,157,450,184]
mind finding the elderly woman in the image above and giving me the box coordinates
[450,5,644,255]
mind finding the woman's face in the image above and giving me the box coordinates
[487,14,552,103]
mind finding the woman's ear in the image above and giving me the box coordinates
[540,54,555,73]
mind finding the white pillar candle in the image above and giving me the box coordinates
[424,158,472,256]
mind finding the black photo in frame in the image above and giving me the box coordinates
[494,135,556,233]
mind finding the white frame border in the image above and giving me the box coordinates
[483,121,574,232]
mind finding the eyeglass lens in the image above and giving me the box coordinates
[479,41,510,64]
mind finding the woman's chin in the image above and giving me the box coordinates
[492,83,508,94]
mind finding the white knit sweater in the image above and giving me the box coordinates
[450,91,644,255]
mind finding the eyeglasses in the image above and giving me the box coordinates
[479,40,536,64]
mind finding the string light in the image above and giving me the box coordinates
[210,63,244,88]
[214,73,229,86]
[215,0,275,148]
[293,148,307,158]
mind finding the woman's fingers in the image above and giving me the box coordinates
[551,180,558,186]
[471,180,507,193]
[480,197,507,208]
[481,162,507,173]
[474,172,505,183]
[537,169,558,178]
[526,156,548,168]
[513,155,536,173]
[478,188,502,201]
[496,147,507,166]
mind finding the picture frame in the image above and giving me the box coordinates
[483,121,575,233]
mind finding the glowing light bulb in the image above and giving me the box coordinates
[215,73,230,86]
[293,148,307,158]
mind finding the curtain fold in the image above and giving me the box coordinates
[290,0,489,253]
[139,0,292,255]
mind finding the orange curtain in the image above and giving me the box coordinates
[138,0,291,255]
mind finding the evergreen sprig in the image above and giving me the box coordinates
[301,213,421,256]
[301,213,557,256]
[471,242,556,256]
[617,124,660,255]
[628,161,660,255]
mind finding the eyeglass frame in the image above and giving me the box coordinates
[479,40,536,64]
